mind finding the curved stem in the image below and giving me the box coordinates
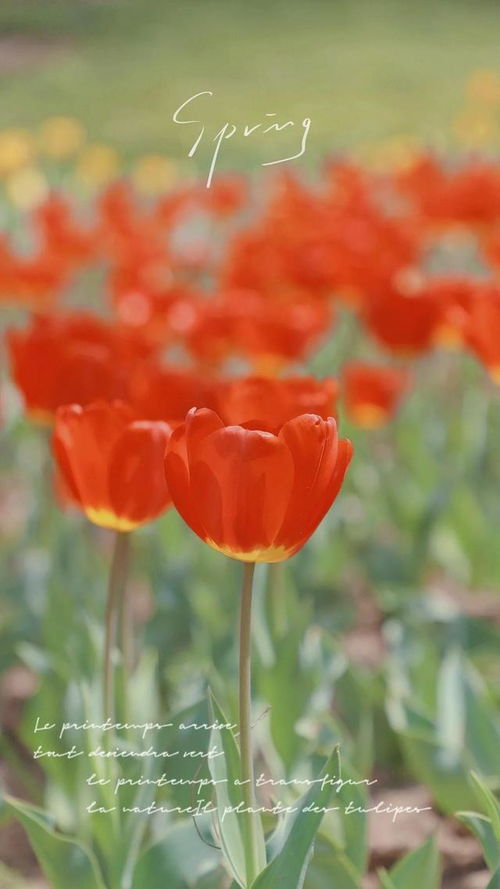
[103,531,131,722]
[239,561,258,887]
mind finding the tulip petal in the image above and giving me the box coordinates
[278,414,349,552]
[108,421,172,525]
[189,425,294,555]
[53,401,132,515]
[164,409,224,541]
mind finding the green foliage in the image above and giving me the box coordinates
[378,837,441,889]
[2,796,106,889]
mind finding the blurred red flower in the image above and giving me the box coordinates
[342,361,411,428]
[362,281,441,355]
[53,401,172,531]
[217,374,338,428]
[186,289,332,372]
[7,313,152,423]
[129,362,219,423]
[396,154,500,229]
[164,408,352,562]
[464,286,500,382]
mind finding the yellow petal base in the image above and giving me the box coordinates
[206,539,291,563]
[85,507,139,532]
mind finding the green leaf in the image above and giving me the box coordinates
[3,795,106,889]
[250,747,342,889]
[377,872,398,889]
[398,705,476,814]
[385,837,441,889]
[470,772,500,841]
[132,820,221,889]
[304,835,361,889]
[208,691,266,887]
[487,867,500,889]
[456,812,500,872]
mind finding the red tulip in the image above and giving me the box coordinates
[465,287,500,382]
[165,408,352,563]
[129,362,219,423]
[217,375,338,428]
[53,401,172,531]
[7,313,151,423]
[342,362,411,428]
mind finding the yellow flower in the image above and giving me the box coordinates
[466,69,500,105]
[0,129,34,176]
[453,110,498,147]
[38,116,86,159]
[131,154,177,195]
[75,143,121,187]
[357,136,419,173]
[5,166,49,209]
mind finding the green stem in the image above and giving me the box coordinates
[103,531,130,722]
[239,561,258,888]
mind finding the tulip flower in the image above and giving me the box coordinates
[7,314,152,423]
[217,374,338,427]
[465,288,500,382]
[342,362,411,428]
[165,406,351,884]
[129,362,219,423]
[165,408,352,563]
[53,401,172,531]
[53,400,172,720]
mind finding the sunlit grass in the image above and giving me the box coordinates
[1,0,500,167]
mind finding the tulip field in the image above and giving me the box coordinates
[1,4,500,889]
[0,138,499,889]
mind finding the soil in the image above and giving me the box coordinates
[0,35,72,74]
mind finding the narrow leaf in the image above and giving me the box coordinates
[470,772,500,841]
[208,692,266,886]
[3,795,106,889]
[251,747,342,889]
[387,836,440,889]
[456,812,500,872]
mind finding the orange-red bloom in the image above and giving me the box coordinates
[464,286,500,382]
[53,401,172,531]
[164,408,352,562]
[341,362,411,428]
[217,375,338,428]
[7,313,152,423]
[129,362,219,423]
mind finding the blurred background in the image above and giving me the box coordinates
[1,3,500,889]
[3,0,500,170]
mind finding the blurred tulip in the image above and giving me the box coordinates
[38,116,86,159]
[5,166,49,210]
[0,129,34,175]
[7,314,151,422]
[465,287,500,382]
[165,408,352,563]
[53,401,172,531]
[217,374,338,428]
[342,361,411,428]
[75,143,121,187]
[131,154,178,195]
[129,362,219,423]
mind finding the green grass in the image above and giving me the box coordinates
[1,0,500,168]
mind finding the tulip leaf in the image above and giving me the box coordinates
[132,820,221,889]
[250,746,342,889]
[456,811,499,872]
[304,835,362,889]
[487,867,500,889]
[208,691,266,887]
[3,794,106,889]
[377,873,398,889]
[469,772,500,841]
[380,837,441,889]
